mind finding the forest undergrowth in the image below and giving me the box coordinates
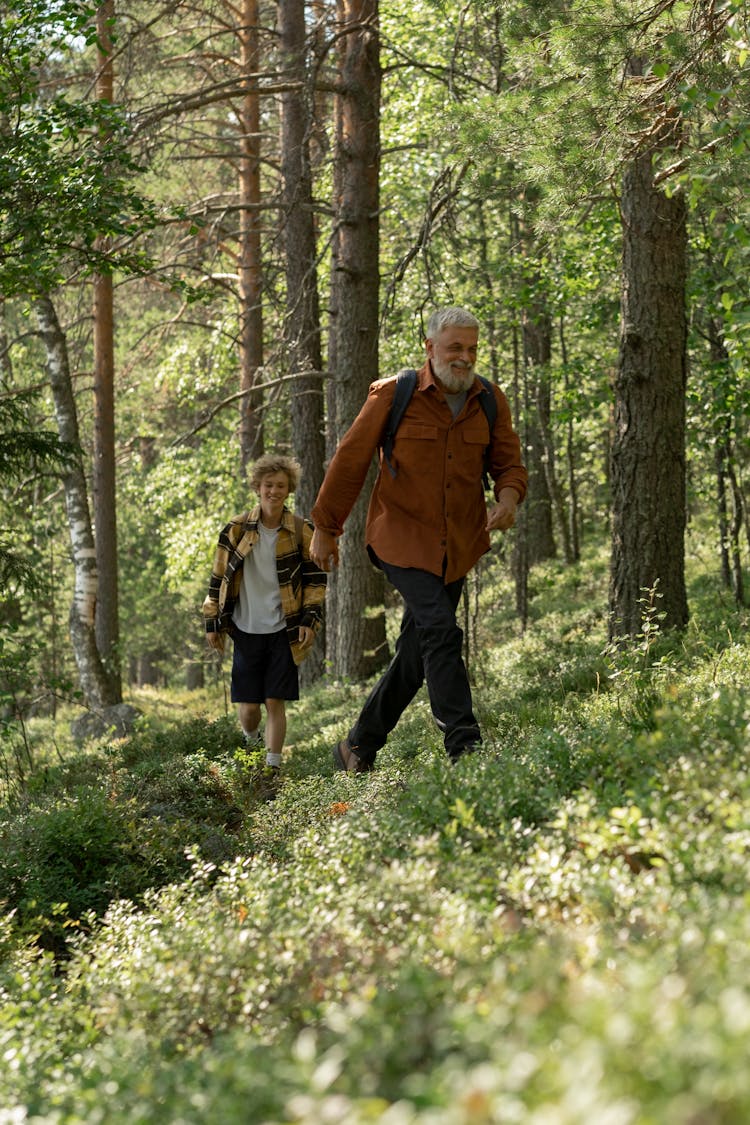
[2,535,750,1123]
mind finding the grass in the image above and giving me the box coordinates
[1,531,750,1122]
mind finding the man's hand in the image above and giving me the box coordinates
[310,528,339,571]
[486,488,519,532]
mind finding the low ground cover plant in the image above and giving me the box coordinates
[0,716,251,954]
[1,541,749,1121]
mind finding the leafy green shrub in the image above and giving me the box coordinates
[113,713,241,768]
[115,749,239,825]
[5,824,750,1123]
[0,790,153,954]
[0,717,252,955]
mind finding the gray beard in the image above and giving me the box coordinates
[432,358,474,393]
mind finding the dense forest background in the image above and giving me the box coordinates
[3,4,750,1121]
[1,0,749,723]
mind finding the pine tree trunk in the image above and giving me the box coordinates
[724,449,746,606]
[522,313,557,564]
[35,296,114,710]
[560,315,581,562]
[707,320,745,604]
[610,131,689,638]
[0,299,12,380]
[238,0,264,470]
[279,0,326,681]
[535,358,574,565]
[91,0,121,704]
[508,225,529,628]
[328,0,387,680]
[278,0,325,514]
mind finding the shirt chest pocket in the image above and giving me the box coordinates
[399,423,439,441]
[462,424,489,445]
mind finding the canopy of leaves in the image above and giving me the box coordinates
[0,1,156,295]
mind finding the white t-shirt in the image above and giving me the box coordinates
[232,523,286,634]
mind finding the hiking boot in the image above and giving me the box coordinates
[332,738,373,774]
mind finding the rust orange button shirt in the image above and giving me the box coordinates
[311,363,528,584]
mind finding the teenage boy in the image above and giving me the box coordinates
[203,454,327,770]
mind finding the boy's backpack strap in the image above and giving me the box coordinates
[293,513,305,552]
[381,368,418,478]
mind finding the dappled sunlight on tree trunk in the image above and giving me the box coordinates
[279,0,327,684]
[327,0,388,680]
[35,296,115,710]
[92,0,121,704]
[610,63,688,638]
[238,0,264,471]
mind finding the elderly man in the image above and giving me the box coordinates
[311,306,527,771]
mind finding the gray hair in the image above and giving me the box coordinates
[426,306,479,339]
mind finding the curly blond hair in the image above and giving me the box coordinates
[249,453,301,493]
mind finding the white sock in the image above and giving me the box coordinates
[243,727,261,743]
[265,751,282,768]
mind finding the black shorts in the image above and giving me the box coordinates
[230,627,299,702]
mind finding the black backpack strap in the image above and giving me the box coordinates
[381,368,418,478]
[476,376,498,490]
[293,513,305,552]
[382,369,497,488]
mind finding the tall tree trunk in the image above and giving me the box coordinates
[535,354,574,565]
[238,0,263,470]
[508,313,529,631]
[278,0,326,680]
[278,0,325,517]
[518,208,555,566]
[92,0,121,702]
[507,210,529,627]
[35,296,114,710]
[559,314,581,562]
[475,203,499,382]
[707,319,744,602]
[522,309,557,564]
[715,439,732,590]
[610,67,689,637]
[722,439,746,606]
[328,0,387,679]
[0,299,12,381]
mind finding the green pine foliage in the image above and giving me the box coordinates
[2,538,750,1121]
[0,389,75,593]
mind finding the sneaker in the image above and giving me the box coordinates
[256,765,281,800]
[236,762,281,801]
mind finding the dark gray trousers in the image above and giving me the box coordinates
[349,559,481,763]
